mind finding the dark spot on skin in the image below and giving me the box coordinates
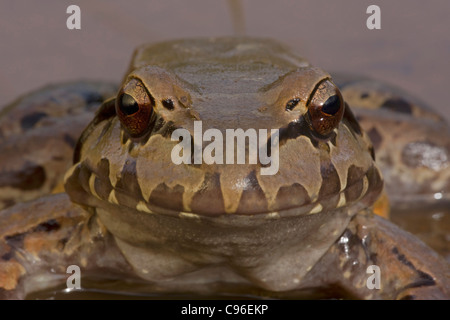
[93,158,113,200]
[368,145,376,161]
[64,164,90,206]
[52,155,65,161]
[115,160,145,205]
[152,117,166,133]
[59,237,69,247]
[99,118,114,142]
[391,246,415,268]
[278,117,319,148]
[5,233,25,248]
[190,172,225,215]
[399,295,415,300]
[20,112,48,130]
[75,163,92,199]
[365,165,383,199]
[236,171,269,214]
[0,162,46,190]
[381,98,413,114]
[318,162,341,210]
[360,93,369,99]
[285,98,300,111]
[1,252,13,261]
[329,134,337,147]
[367,127,382,151]
[127,140,137,154]
[344,165,365,202]
[275,183,310,209]
[342,104,362,136]
[403,271,436,289]
[64,134,77,149]
[149,183,185,212]
[391,247,436,289]
[149,93,156,107]
[162,99,175,110]
[121,132,129,146]
[34,219,60,233]
[319,161,340,196]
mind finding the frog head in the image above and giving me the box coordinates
[64,37,383,290]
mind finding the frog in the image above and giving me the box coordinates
[0,37,449,300]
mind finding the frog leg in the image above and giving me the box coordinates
[0,193,131,299]
[0,81,117,210]
[333,73,450,205]
[304,212,449,299]
[333,74,450,260]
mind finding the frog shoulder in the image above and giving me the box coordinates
[0,193,85,239]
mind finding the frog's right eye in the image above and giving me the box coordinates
[116,78,155,138]
[306,79,344,137]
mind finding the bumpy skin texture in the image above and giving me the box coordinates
[0,194,134,300]
[334,74,450,261]
[0,38,449,299]
[0,82,117,210]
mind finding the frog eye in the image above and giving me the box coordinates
[116,78,155,138]
[307,80,344,137]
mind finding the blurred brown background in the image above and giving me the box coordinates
[1,0,449,121]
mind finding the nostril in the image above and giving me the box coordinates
[162,99,175,110]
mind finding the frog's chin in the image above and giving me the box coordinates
[94,201,354,292]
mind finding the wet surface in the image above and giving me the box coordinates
[390,201,450,262]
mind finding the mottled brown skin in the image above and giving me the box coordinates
[334,75,450,261]
[0,82,117,210]
[0,37,449,299]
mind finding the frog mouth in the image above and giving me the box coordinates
[65,159,383,219]
[142,165,381,218]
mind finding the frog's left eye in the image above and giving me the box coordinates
[307,80,344,137]
[116,78,155,138]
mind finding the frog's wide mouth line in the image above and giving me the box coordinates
[66,160,382,220]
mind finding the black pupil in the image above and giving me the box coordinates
[321,95,341,115]
[119,93,139,115]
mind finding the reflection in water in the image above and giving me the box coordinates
[390,200,450,262]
